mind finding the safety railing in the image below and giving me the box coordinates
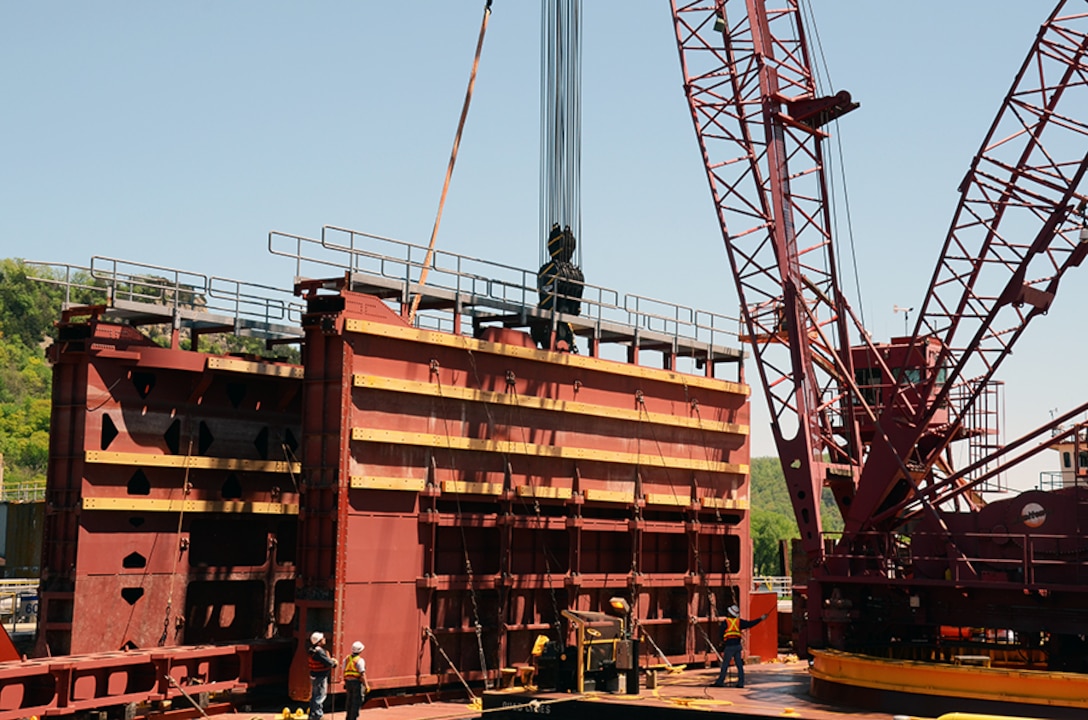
[22,261,103,307]
[751,576,792,598]
[0,479,45,503]
[1037,470,1083,491]
[269,225,740,354]
[820,529,1088,587]
[25,258,304,340]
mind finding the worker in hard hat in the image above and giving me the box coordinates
[342,640,369,720]
[307,631,338,720]
[711,605,768,688]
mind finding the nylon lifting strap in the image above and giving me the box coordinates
[407,0,492,326]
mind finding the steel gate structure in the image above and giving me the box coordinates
[280,227,752,698]
[15,232,753,715]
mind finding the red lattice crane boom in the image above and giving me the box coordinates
[671,0,864,561]
[674,0,1088,660]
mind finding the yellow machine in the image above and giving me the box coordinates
[533,597,638,694]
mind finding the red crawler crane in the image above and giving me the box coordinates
[673,0,1088,668]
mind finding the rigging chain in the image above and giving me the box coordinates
[496,367,566,638]
[431,359,491,689]
[637,386,739,661]
[423,627,478,702]
[160,428,196,646]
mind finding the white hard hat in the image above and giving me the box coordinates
[351,641,364,654]
[310,631,324,645]
[726,605,740,617]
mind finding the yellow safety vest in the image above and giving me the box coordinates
[343,653,362,680]
[723,617,742,641]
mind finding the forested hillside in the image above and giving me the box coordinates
[0,257,829,574]
[0,259,89,494]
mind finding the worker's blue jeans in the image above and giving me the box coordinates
[714,644,745,686]
[310,673,329,720]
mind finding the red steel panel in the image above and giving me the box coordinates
[0,641,290,720]
[748,592,778,662]
[40,311,301,657]
[291,282,752,696]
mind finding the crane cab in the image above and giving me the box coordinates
[849,336,948,442]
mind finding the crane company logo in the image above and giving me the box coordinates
[1019,502,1046,528]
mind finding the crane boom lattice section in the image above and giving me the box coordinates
[913,5,1088,428]
[672,0,860,553]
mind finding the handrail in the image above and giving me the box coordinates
[821,528,1088,588]
[24,258,303,339]
[269,225,740,354]
[751,576,793,598]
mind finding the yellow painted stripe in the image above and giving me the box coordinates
[441,480,504,495]
[81,497,298,514]
[349,476,426,491]
[700,497,749,510]
[645,493,691,507]
[206,356,304,379]
[85,451,300,474]
[811,649,1088,709]
[353,374,747,436]
[515,485,573,500]
[344,318,748,396]
[351,428,748,476]
[583,488,635,504]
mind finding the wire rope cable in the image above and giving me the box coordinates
[539,0,582,268]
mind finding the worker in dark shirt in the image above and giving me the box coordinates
[307,631,338,720]
[711,604,768,688]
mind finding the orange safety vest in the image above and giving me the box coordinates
[343,653,362,680]
[722,617,742,641]
[309,649,331,674]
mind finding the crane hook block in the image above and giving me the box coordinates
[788,90,859,130]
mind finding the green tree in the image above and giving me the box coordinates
[0,259,69,348]
[750,508,798,575]
[749,455,847,576]
[0,259,101,494]
[750,456,845,534]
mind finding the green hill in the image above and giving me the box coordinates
[749,456,845,574]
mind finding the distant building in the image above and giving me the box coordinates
[1049,426,1088,489]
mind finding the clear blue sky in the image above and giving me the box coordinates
[2,1,1078,487]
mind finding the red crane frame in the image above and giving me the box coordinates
[673,0,1088,656]
[671,0,863,560]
